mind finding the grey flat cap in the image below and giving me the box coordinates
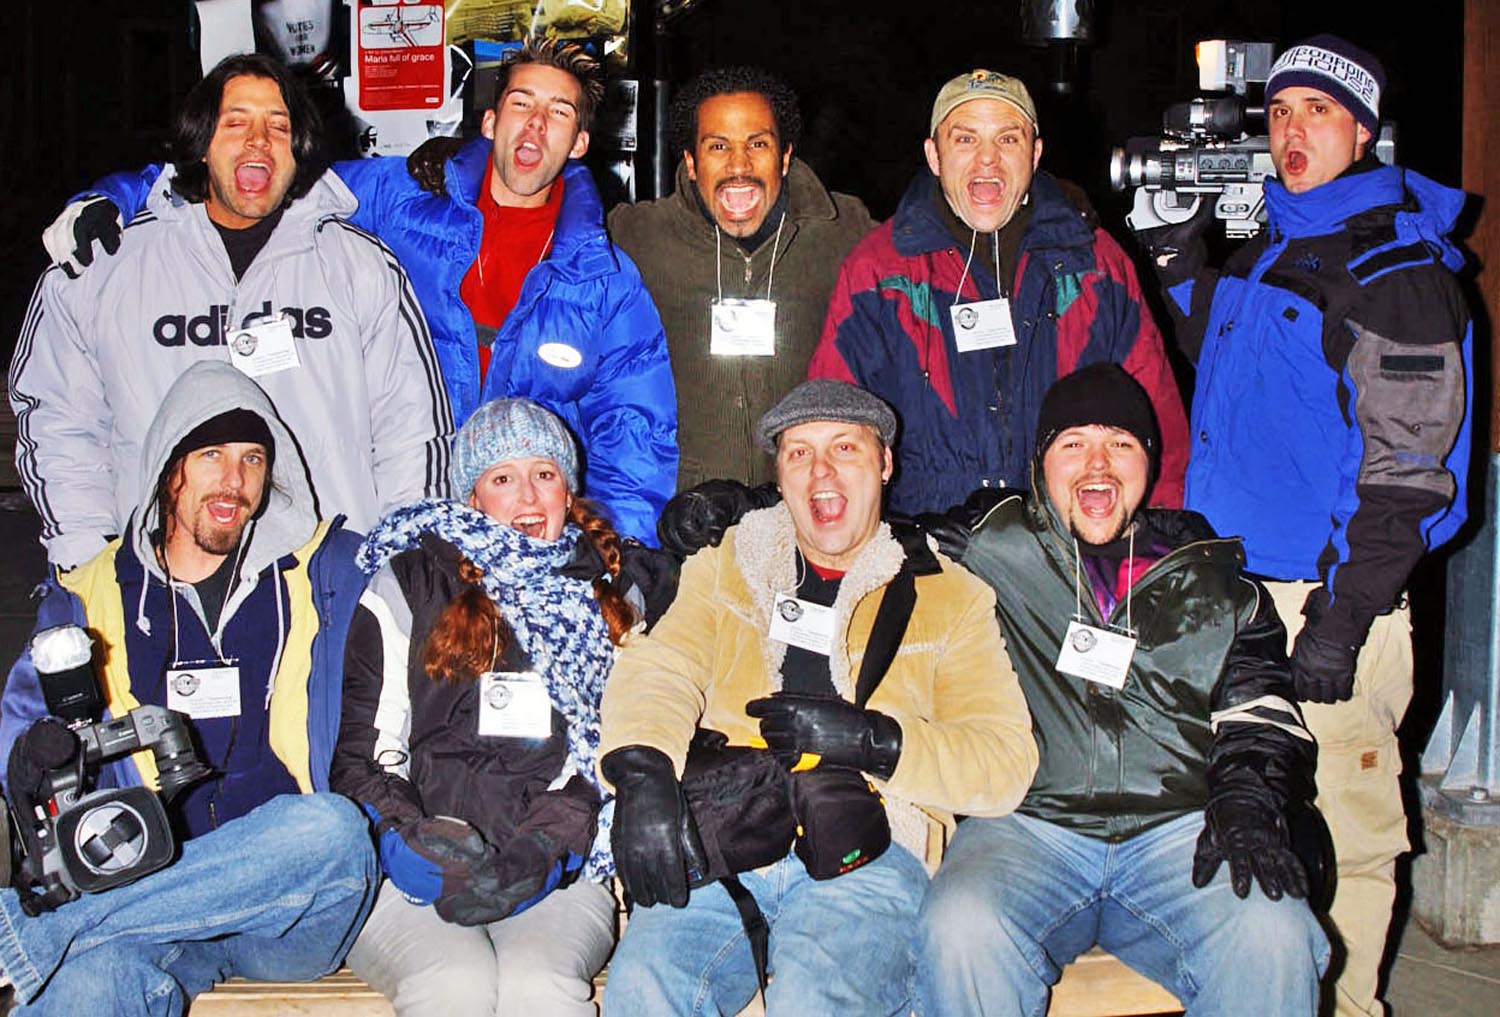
[756,379,898,452]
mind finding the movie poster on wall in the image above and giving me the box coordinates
[355,0,446,111]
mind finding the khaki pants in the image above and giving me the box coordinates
[1267,581,1413,1017]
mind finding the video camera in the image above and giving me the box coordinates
[1112,40,1398,239]
[9,625,210,914]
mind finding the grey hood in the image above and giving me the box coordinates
[131,360,318,583]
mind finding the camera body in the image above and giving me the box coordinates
[1110,41,1277,239]
[13,625,210,910]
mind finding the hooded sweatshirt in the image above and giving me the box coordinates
[0,362,367,837]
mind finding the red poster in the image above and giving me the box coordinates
[356,1,446,112]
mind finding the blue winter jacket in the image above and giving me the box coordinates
[1167,163,1472,649]
[85,147,678,546]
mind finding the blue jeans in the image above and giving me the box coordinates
[604,844,928,1017]
[916,811,1328,1017]
[0,793,377,1016]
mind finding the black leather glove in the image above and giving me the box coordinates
[406,135,467,196]
[602,745,694,908]
[656,480,781,560]
[909,511,973,563]
[43,196,123,279]
[745,693,903,780]
[617,540,681,630]
[1191,795,1308,901]
[1133,197,1214,282]
[1290,624,1359,703]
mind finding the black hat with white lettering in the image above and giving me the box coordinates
[1266,34,1384,137]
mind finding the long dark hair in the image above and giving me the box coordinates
[422,499,635,683]
[169,53,326,206]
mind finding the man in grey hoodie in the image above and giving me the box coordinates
[0,361,376,1014]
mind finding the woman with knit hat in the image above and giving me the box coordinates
[330,398,663,1017]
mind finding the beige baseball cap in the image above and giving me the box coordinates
[929,70,1038,135]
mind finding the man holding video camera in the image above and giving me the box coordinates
[0,362,376,1014]
[597,380,1036,1016]
[1135,35,1473,1017]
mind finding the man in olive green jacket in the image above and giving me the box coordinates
[607,68,874,490]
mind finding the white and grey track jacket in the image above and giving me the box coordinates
[11,166,454,568]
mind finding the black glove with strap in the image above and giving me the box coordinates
[656,480,781,560]
[406,135,467,196]
[1290,588,1363,703]
[1191,794,1308,901]
[745,692,903,780]
[42,196,123,279]
[602,745,698,908]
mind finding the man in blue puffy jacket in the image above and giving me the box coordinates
[1136,35,1473,1017]
[42,39,677,547]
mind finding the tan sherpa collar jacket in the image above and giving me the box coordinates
[601,504,1037,860]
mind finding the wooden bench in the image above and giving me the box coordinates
[193,946,1181,1016]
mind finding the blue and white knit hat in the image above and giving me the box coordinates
[1266,34,1384,136]
[450,398,580,497]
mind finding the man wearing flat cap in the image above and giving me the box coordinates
[809,69,1188,517]
[598,379,1036,1015]
[1135,34,1473,1015]
[915,363,1328,1016]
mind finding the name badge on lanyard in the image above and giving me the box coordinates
[478,671,553,739]
[229,314,302,379]
[1055,621,1137,690]
[950,297,1017,352]
[710,298,777,356]
[166,661,243,719]
[768,593,835,656]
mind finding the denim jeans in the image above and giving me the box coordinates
[916,810,1329,1017]
[603,844,928,1017]
[348,876,615,1017]
[0,793,377,1016]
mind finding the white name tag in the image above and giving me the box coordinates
[166,664,242,719]
[710,298,776,356]
[1055,621,1137,690]
[478,671,553,739]
[768,593,835,656]
[950,297,1017,352]
[228,315,301,378]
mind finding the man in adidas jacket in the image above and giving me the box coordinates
[13,52,452,570]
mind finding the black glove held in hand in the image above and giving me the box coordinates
[603,746,695,908]
[1290,625,1359,703]
[657,480,781,559]
[1192,796,1308,901]
[1133,197,1214,283]
[406,135,467,196]
[745,693,903,780]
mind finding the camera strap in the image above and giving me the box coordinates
[717,525,927,989]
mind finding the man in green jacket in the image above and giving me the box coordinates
[916,363,1329,1015]
[608,68,875,490]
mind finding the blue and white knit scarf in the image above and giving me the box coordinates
[357,498,615,879]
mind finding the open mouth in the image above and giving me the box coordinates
[716,179,764,221]
[1075,482,1119,519]
[809,490,846,525]
[234,161,273,194]
[204,496,248,527]
[510,512,549,539]
[968,176,1005,206]
[514,139,543,171]
[1284,150,1308,175]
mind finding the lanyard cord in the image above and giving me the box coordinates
[1070,525,1137,634]
[952,229,1003,306]
[165,536,249,667]
[714,212,787,302]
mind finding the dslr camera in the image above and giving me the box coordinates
[1110,40,1394,239]
[9,624,210,913]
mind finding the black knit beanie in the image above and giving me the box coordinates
[1035,363,1161,475]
